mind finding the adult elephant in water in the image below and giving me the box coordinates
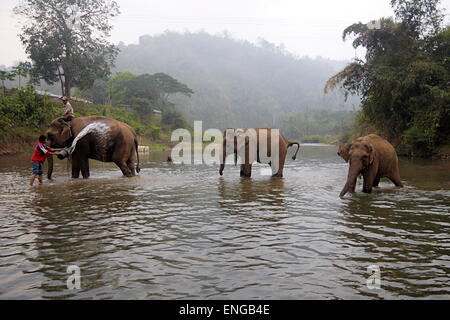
[46,116,140,178]
[219,128,300,178]
[340,134,403,197]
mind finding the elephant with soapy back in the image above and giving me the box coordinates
[46,116,140,179]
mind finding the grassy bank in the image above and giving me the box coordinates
[0,87,174,155]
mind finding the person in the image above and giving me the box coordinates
[60,96,74,122]
[30,135,60,186]
[60,96,74,138]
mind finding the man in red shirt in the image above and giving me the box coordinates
[30,135,61,185]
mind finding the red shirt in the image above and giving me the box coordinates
[31,142,54,163]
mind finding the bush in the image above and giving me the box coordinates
[0,87,59,137]
[150,126,161,140]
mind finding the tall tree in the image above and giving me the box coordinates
[391,0,444,38]
[325,0,449,155]
[152,72,194,102]
[14,0,120,97]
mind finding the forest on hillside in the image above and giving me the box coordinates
[113,32,358,131]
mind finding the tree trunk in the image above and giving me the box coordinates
[64,75,71,98]
[57,65,65,97]
[47,154,54,180]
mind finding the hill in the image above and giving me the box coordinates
[114,32,359,130]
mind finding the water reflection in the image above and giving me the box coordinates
[339,189,450,298]
[30,180,140,299]
[0,146,449,299]
[218,177,286,213]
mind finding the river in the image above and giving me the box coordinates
[0,144,449,299]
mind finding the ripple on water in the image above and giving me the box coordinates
[0,147,449,299]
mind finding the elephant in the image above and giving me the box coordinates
[46,116,140,178]
[340,134,403,197]
[219,128,300,178]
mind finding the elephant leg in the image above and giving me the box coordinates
[389,173,403,187]
[272,150,286,178]
[362,172,376,193]
[240,164,252,177]
[70,154,81,179]
[112,145,135,177]
[373,176,381,188]
[80,158,90,179]
[71,163,81,179]
[115,160,134,177]
[127,151,138,176]
[127,160,136,176]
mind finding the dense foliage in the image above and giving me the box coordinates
[0,87,60,149]
[325,0,449,155]
[14,0,120,97]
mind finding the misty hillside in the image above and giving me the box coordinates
[115,32,359,129]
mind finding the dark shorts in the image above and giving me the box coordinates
[32,162,43,175]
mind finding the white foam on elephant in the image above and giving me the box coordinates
[68,122,110,154]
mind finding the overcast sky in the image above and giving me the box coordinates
[1,0,449,66]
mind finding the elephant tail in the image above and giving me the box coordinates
[135,139,141,173]
[288,142,300,160]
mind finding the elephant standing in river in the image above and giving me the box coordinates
[219,128,300,178]
[46,116,140,178]
[340,134,403,197]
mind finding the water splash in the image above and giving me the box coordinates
[68,122,109,154]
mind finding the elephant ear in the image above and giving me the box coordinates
[367,143,375,164]
[342,143,351,163]
[338,143,351,163]
[55,118,73,143]
[60,125,73,142]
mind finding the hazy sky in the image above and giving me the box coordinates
[1,0,449,66]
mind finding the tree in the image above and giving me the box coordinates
[11,62,30,88]
[152,72,194,102]
[14,0,120,97]
[325,0,449,155]
[0,70,15,95]
[391,0,444,38]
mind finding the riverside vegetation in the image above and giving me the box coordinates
[0,86,185,155]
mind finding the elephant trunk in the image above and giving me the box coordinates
[47,154,54,180]
[340,161,362,197]
[58,149,70,160]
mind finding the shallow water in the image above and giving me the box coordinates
[0,145,449,299]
